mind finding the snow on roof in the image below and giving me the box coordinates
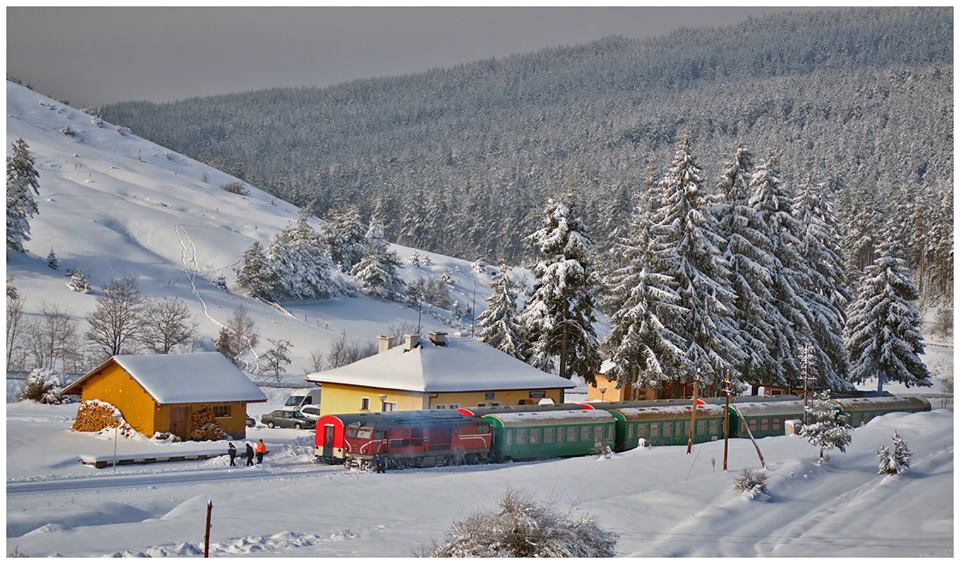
[305,338,575,393]
[65,353,267,405]
[614,404,727,418]
[599,359,616,374]
[490,409,615,423]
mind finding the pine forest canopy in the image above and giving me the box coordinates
[103,7,953,298]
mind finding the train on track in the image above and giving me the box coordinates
[314,394,931,470]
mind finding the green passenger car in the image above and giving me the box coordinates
[608,404,727,450]
[483,410,616,461]
[728,401,805,439]
[837,396,931,427]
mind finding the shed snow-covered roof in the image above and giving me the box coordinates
[64,352,267,405]
[305,338,575,393]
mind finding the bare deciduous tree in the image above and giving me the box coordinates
[6,292,26,368]
[324,335,377,369]
[308,350,325,373]
[85,277,144,360]
[217,307,259,366]
[262,338,293,382]
[138,298,197,354]
[27,303,79,370]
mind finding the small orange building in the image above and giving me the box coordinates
[63,352,267,439]
[586,360,695,402]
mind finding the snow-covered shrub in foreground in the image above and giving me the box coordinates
[877,431,912,475]
[734,468,769,500]
[16,368,71,404]
[417,490,618,557]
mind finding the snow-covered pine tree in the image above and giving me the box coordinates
[476,262,523,358]
[66,269,92,293]
[235,240,275,298]
[7,138,40,253]
[517,192,601,382]
[845,240,932,391]
[714,144,779,387]
[602,192,687,390]
[399,187,427,247]
[793,181,852,389]
[875,444,898,475]
[651,137,743,390]
[351,219,405,300]
[265,214,339,300]
[801,390,853,464]
[892,430,911,470]
[748,155,812,387]
[46,249,58,270]
[322,205,366,272]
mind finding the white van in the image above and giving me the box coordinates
[283,388,321,412]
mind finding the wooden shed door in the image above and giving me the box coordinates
[171,407,188,438]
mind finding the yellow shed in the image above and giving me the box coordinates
[305,333,575,416]
[63,352,267,439]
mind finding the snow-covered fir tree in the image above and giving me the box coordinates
[235,240,275,298]
[801,390,853,464]
[264,214,339,300]
[714,144,779,386]
[517,192,601,382]
[66,269,92,293]
[45,249,58,270]
[793,181,851,389]
[476,262,523,358]
[652,137,743,390]
[748,155,814,388]
[322,205,366,272]
[351,220,405,300]
[602,194,687,390]
[7,138,40,253]
[845,240,931,391]
[892,431,911,470]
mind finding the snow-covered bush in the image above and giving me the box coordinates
[59,125,77,137]
[17,368,70,404]
[407,252,430,267]
[418,490,618,558]
[877,431,911,474]
[46,249,58,270]
[734,468,769,500]
[222,181,248,196]
[66,269,92,293]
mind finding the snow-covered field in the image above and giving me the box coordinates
[5,400,953,557]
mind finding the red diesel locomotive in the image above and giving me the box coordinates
[317,411,493,469]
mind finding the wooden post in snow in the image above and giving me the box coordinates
[723,372,732,472]
[204,500,213,558]
[686,379,699,455]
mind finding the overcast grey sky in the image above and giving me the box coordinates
[8,7,810,107]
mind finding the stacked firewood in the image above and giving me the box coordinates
[71,400,125,432]
[190,406,227,441]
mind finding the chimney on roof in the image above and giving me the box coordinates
[427,331,447,346]
[378,335,395,354]
[403,334,420,350]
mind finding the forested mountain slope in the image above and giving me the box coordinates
[103,7,953,298]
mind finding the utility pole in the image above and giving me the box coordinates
[113,414,120,473]
[204,500,213,558]
[801,342,814,424]
[686,378,699,455]
[723,371,732,471]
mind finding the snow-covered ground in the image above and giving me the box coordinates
[6,400,952,557]
[5,81,502,380]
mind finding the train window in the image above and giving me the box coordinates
[544,428,554,443]
[650,424,660,439]
[580,426,591,441]
[374,431,384,440]
[759,418,769,432]
[773,417,782,429]
[627,424,634,440]
[567,427,577,442]
[696,420,707,435]
[530,429,541,444]
[607,426,614,439]
[504,430,512,446]
[557,427,565,443]
[477,425,489,433]
[516,429,528,445]
[357,429,372,439]
[636,423,648,437]
[346,428,358,438]
[709,420,719,435]
[749,419,759,431]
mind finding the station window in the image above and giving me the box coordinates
[213,405,231,418]
[567,427,577,442]
[361,397,370,410]
[544,428,554,443]
[530,429,542,444]
[384,402,397,412]
[516,429,528,445]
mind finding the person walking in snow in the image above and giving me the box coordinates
[255,439,267,465]
[227,442,237,467]
[374,453,386,473]
[245,442,255,466]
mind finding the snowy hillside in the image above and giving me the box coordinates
[5,81,503,379]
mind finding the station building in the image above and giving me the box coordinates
[306,332,575,416]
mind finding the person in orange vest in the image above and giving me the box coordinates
[255,439,267,464]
